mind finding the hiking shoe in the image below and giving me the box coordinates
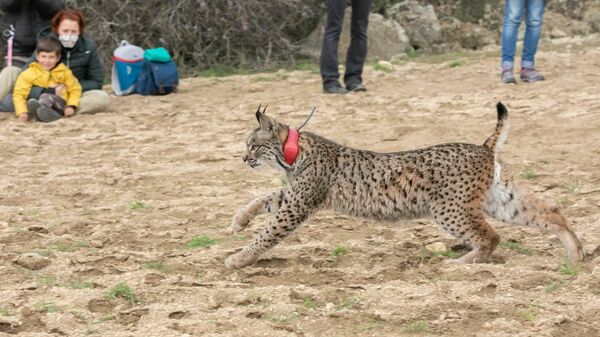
[346,83,367,92]
[35,106,64,123]
[323,84,348,94]
[520,68,545,82]
[27,99,41,120]
[500,68,517,84]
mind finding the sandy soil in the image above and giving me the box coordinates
[1,35,600,337]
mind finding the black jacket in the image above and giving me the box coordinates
[61,36,104,91]
[0,0,64,58]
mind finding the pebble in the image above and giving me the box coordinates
[425,242,447,253]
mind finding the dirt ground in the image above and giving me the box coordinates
[1,35,600,337]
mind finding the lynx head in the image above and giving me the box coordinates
[243,105,290,171]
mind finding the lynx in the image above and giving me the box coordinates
[225,103,584,269]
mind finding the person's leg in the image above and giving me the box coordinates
[36,93,66,122]
[77,90,110,114]
[320,0,346,90]
[344,0,372,90]
[501,0,525,82]
[520,0,546,81]
[0,66,22,99]
[0,93,15,113]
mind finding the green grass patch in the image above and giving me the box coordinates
[560,260,579,276]
[33,301,62,313]
[37,274,58,287]
[516,304,540,321]
[66,279,94,289]
[405,320,429,334]
[145,261,171,273]
[499,241,533,256]
[0,307,14,316]
[106,283,137,304]
[93,315,115,324]
[331,246,349,257]
[336,297,359,311]
[185,235,217,249]
[302,297,316,309]
[418,247,461,259]
[373,62,393,73]
[253,76,273,82]
[521,167,537,180]
[544,281,563,293]
[294,60,319,73]
[449,60,463,68]
[129,201,149,210]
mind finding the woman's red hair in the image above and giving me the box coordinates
[52,9,86,35]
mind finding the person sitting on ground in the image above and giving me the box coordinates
[0,0,65,98]
[13,36,81,122]
[0,8,109,114]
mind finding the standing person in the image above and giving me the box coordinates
[0,0,64,98]
[13,36,81,122]
[500,0,546,84]
[0,8,109,115]
[320,0,373,94]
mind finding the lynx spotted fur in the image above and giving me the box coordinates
[225,103,584,269]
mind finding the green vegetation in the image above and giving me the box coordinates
[33,301,62,313]
[294,60,319,73]
[93,315,115,324]
[499,241,533,256]
[106,283,137,304]
[265,312,299,323]
[405,320,430,334]
[544,281,563,293]
[302,297,316,309]
[145,261,171,273]
[373,62,393,73]
[516,304,540,321]
[521,168,537,180]
[331,246,349,257]
[560,260,579,276]
[37,274,58,287]
[129,201,149,210]
[336,297,359,311]
[185,235,217,249]
[449,60,463,68]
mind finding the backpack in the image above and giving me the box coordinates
[111,41,144,96]
[136,47,179,96]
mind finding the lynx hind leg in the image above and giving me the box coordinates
[430,203,500,264]
[229,190,284,234]
[484,162,585,263]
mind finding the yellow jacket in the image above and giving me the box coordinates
[13,62,82,116]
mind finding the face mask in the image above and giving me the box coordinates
[59,34,79,48]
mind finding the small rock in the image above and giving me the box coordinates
[14,253,50,270]
[377,60,393,69]
[324,302,335,311]
[425,242,447,253]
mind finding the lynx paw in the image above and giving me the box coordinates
[224,252,257,269]
[229,213,250,234]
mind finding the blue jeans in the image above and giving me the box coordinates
[501,0,545,69]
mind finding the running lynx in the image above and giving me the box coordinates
[225,103,584,269]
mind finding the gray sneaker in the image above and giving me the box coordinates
[27,99,41,120]
[500,68,517,84]
[520,68,545,82]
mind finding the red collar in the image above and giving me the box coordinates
[283,128,299,165]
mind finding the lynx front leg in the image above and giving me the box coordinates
[229,190,285,234]
[225,187,324,269]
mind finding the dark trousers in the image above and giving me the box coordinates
[320,0,373,88]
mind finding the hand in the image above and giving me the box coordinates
[64,107,75,117]
[18,113,29,122]
[55,84,66,97]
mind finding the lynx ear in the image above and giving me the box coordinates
[256,105,276,131]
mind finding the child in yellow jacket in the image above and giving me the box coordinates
[13,36,82,122]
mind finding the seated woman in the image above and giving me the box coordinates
[0,8,109,115]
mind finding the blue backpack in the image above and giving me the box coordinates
[136,48,179,96]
